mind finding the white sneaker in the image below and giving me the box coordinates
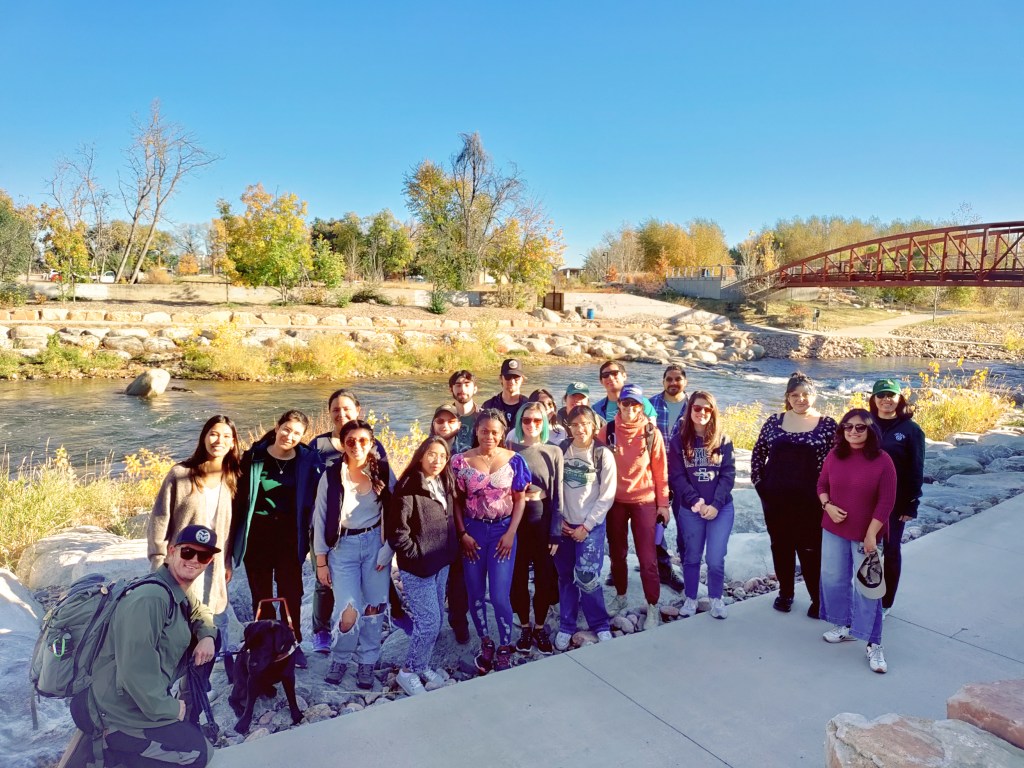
[646,603,661,629]
[597,630,613,643]
[882,607,890,620]
[608,594,628,615]
[867,643,888,673]
[680,597,698,617]
[823,624,854,643]
[397,669,426,696]
[710,598,728,619]
[420,668,450,691]
[553,631,572,651]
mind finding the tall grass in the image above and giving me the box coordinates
[0,447,172,570]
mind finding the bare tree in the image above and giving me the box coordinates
[175,222,209,264]
[115,100,217,282]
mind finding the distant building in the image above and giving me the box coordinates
[556,267,584,280]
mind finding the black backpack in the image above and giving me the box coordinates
[605,420,656,455]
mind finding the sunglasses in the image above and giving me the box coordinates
[875,392,897,400]
[179,546,214,564]
[345,437,372,448]
[690,404,713,414]
[501,374,522,381]
[600,370,623,379]
[522,417,545,425]
[842,423,869,433]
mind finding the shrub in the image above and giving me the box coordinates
[0,350,20,378]
[427,290,448,315]
[299,286,330,306]
[144,267,173,285]
[335,290,352,308]
[32,336,125,375]
[722,402,767,450]
[0,282,31,307]
[351,285,393,306]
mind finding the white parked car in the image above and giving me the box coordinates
[90,271,116,283]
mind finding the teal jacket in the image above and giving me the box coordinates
[91,565,215,732]
[230,439,324,567]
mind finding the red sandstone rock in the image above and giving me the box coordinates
[948,680,1024,751]
[826,712,1024,767]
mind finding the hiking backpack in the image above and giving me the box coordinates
[605,420,656,455]
[30,572,176,736]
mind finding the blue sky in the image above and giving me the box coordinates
[2,1,1022,265]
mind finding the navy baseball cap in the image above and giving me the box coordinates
[619,383,644,404]
[174,524,221,552]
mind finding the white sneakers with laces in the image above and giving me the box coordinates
[421,668,451,691]
[397,669,426,696]
[608,594,628,615]
[680,597,698,617]
[822,624,854,643]
[554,631,572,651]
[866,643,888,673]
[597,630,613,642]
[645,603,661,629]
[710,598,728,619]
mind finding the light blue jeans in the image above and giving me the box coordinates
[820,529,883,645]
[327,528,390,665]
[400,566,449,673]
[678,501,735,600]
[554,522,610,634]
[463,516,517,646]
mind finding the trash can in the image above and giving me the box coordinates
[586,308,595,319]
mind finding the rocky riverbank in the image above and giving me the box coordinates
[5,426,1024,767]
[752,330,1023,361]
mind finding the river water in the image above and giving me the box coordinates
[2,357,1020,472]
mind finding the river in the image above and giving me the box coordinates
[2,357,1020,472]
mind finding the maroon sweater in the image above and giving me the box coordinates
[816,449,897,541]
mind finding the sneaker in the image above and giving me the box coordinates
[608,594,628,615]
[680,597,698,617]
[312,630,331,655]
[553,631,572,651]
[646,603,661,629]
[866,643,888,673]
[475,637,496,674]
[356,663,375,690]
[421,668,450,691]
[710,598,728,619]
[397,669,426,696]
[807,602,820,619]
[773,596,794,613]
[597,630,613,643]
[882,607,891,620]
[493,645,513,671]
[293,647,308,669]
[325,661,346,685]
[515,627,534,653]
[659,568,685,593]
[533,628,553,655]
[823,624,854,643]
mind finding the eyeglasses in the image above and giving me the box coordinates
[875,392,897,400]
[179,546,214,564]
[345,437,372,448]
[690,404,713,414]
[600,370,623,379]
[619,400,642,410]
[522,417,545,425]
[842,424,869,433]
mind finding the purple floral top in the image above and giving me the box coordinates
[451,453,532,521]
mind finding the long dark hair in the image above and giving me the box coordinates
[783,371,816,411]
[339,419,385,495]
[678,390,724,464]
[869,393,914,419]
[529,388,557,423]
[328,388,360,410]
[182,415,241,495]
[834,408,883,459]
[258,409,311,445]
[397,436,453,495]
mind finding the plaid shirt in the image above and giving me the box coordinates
[649,391,688,443]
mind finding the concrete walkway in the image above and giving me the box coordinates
[216,495,1024,768]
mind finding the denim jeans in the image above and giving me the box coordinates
[677,501,735,600]
[463,516,517,646]
[820,529,883,645]
[554,522,610,634]
[327,528,390,666]
[400,566,448,673]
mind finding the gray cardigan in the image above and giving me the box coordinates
[147,464,234,613]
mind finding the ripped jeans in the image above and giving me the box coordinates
[463,516,517,646]
[327,528,390,666]
[554,522,610,634]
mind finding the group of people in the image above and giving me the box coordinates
[97,357,924,767]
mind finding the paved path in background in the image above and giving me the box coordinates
[216,494,1024,768]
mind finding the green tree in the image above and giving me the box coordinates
[688,218,729,267]
[39,204,90,300]
[219,184,313,299]
[0,191,35,282]
[361,211,413,281]
[485,214,564,307]
[637,219,694,273]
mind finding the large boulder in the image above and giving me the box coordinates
[723,532,773,582]
[125,368,171,397]
[0,569,73,768]
[948,680,1024,751]
[102,335,144,355]
[69,539,149,583]
[730,489,766,534]
[531,307,562,325]
[17,527,127,589]
[826,712,1024,767]
[924,453,985,482]
[946,471,1024,498]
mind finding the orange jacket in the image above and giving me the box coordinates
[597,414,669,506]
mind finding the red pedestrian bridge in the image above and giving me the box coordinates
[668,222,1024,301]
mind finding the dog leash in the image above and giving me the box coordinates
[187,661,219,740]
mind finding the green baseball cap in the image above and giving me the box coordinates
[871,379,901,396]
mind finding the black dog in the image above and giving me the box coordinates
[224,620,304,733]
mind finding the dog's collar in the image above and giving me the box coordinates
[273,641,299,664]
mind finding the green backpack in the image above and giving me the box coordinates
[30,571,176,759]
